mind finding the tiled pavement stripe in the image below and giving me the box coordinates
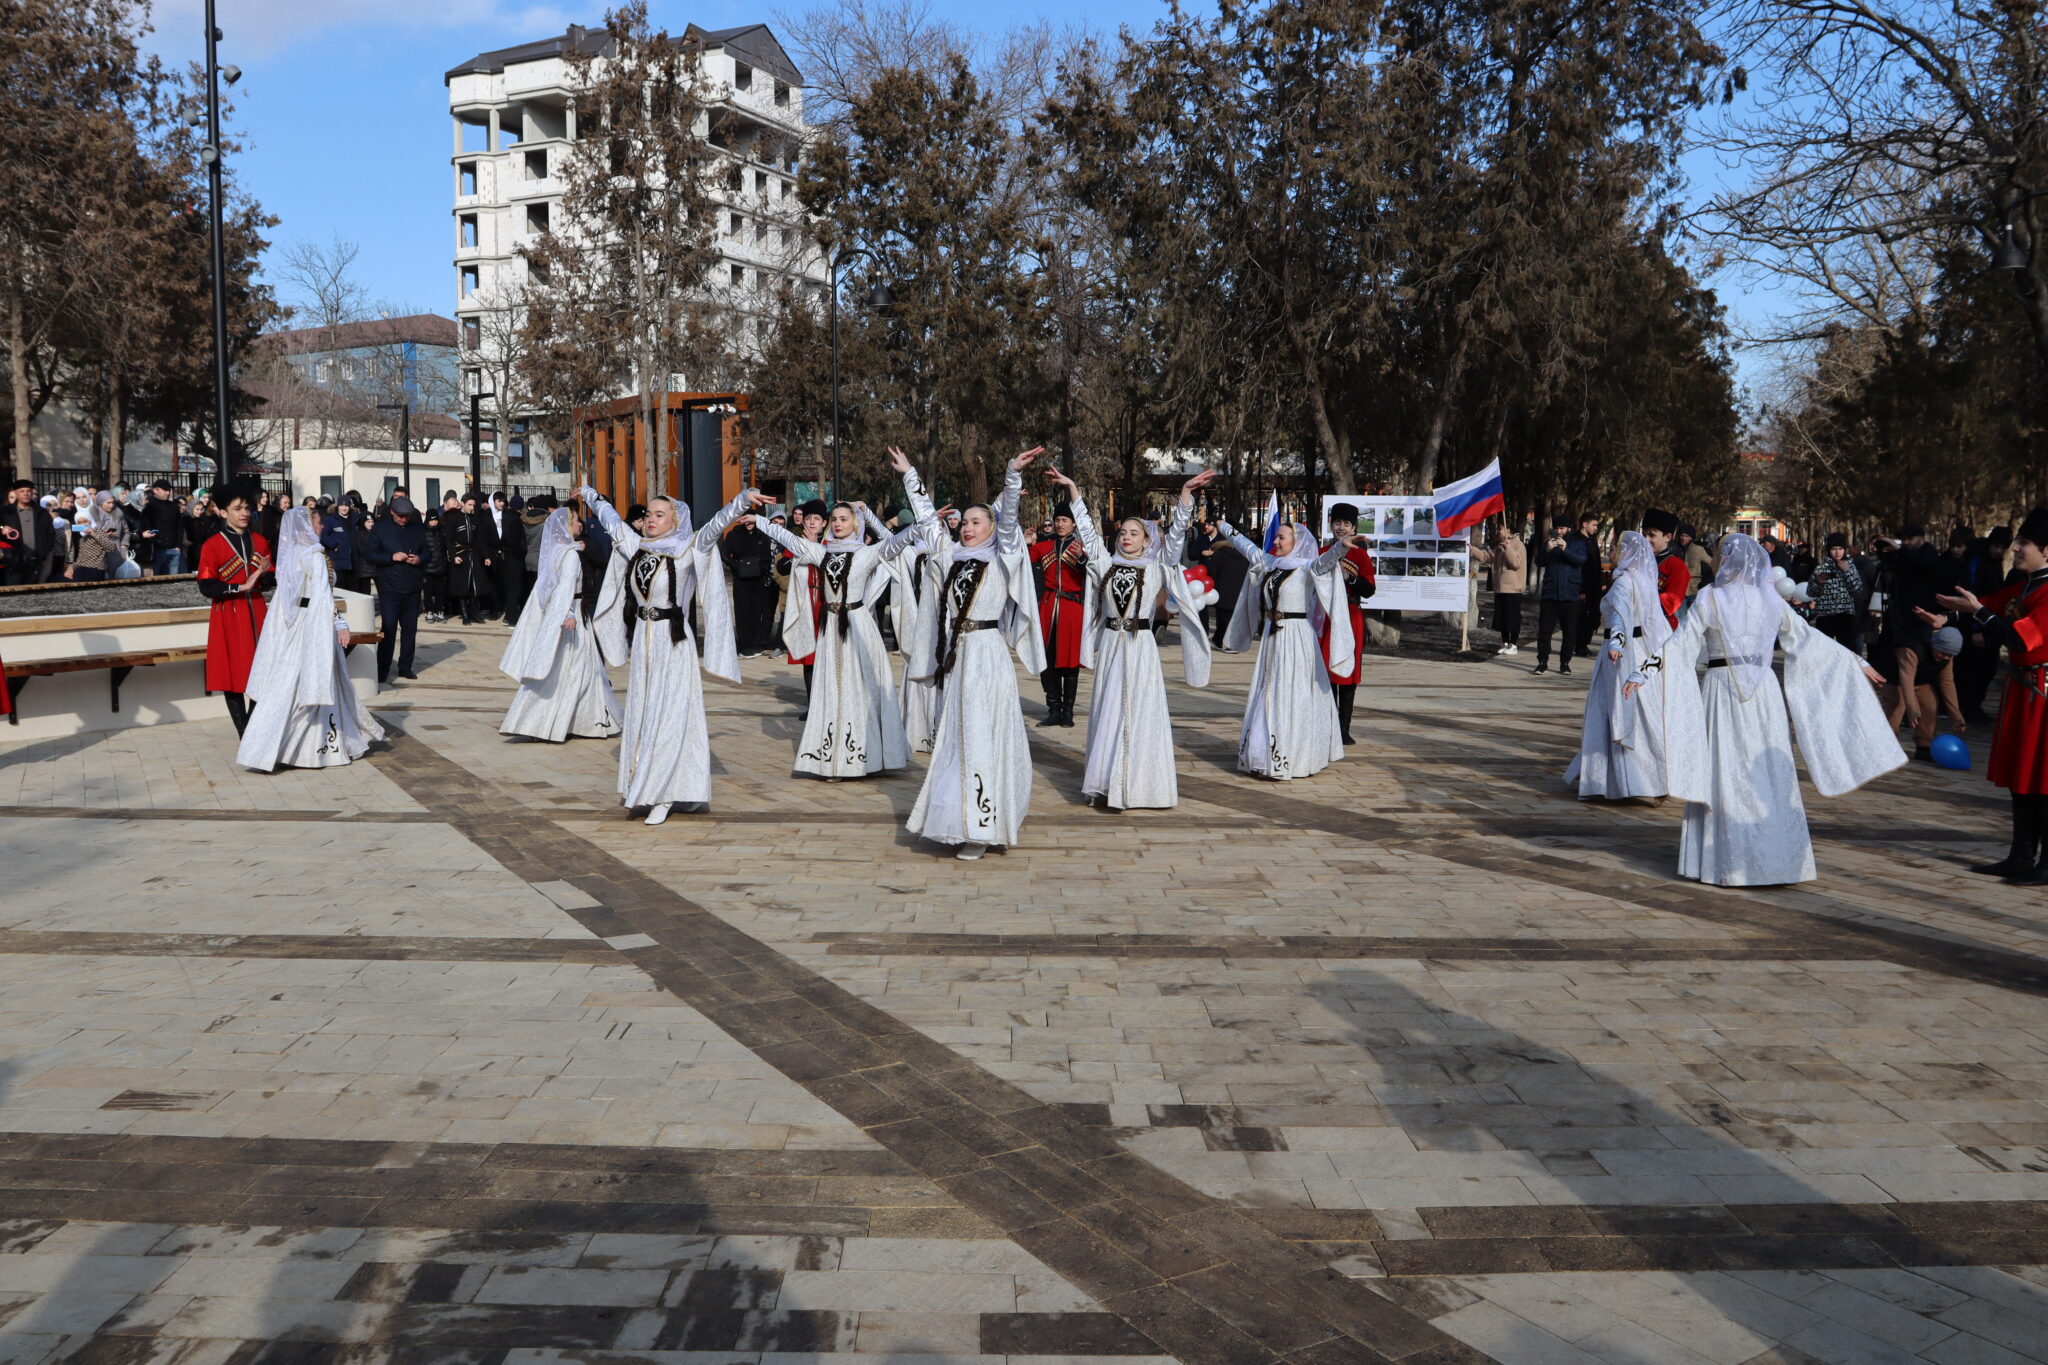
[1243,1202,2048,1276]
[1039,744,2048,999]
[0,804,437,823]
[0,1132,996,1241]
[365,726,1482,1365]
[808,932,1857,962]
[0,929,622,963]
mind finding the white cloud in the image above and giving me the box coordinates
[141,0,577,61]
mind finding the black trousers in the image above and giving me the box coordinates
[378,590,421,680]
[1335,682,1358,739]
[1493,592,1523,646]
[1040,666,1079,711]
[732,578,779,655]
[499,562,528,625]
[1535,599,1581,668]
[1816,613,1860,651]
[2005,793,2048,867]
[222,691,251,736]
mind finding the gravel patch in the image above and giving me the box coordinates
[0,579,207,620]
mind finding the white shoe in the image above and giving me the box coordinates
[645,803,672,826]
[956,841,988,861]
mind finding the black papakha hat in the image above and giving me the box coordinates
[1641,508,1679,535]
[2017,508,2048,547]
[1328,503,1361,525]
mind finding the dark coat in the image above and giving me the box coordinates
[443,510,497,598]
[1537,532,1590,602]
[364,515,430,596]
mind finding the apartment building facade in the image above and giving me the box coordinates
[445,22,822,455]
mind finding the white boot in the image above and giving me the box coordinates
[645,803,672,827]
[955,841,988,861]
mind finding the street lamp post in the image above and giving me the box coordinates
[469,386,496,494]
[198,1,241,480]
[827,246,892,504]
[376,402,412,493]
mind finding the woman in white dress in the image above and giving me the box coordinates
[1626,533,1904,885]
[581,483,770,825]
[1042,466,1217,810]
[1216,515,1360,780]
[758,501,920,778]
[498,505,622,743]
[897,445,1047,860]
[1566,531,1688,801]
[236,508,384,772]
[892,519,943,754]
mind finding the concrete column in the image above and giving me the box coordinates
[565,101,576,141]
[488,107,500,153]
[453,115,464,156]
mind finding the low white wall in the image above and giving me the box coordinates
[3,596,380,742]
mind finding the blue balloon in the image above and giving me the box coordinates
[1931,734,1971,771]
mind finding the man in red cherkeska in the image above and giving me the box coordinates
[1641,508,1689,627]
[1029,500,1088,727]
[196,479,274,736]
[1939,506,2048,886]
[1318,502,1377,746]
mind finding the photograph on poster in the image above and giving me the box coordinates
[1380,507,1406,537]
[1409,559,1437,577]
[1379,556,1408,577]
[1438,556,1466,578]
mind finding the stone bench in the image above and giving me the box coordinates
[1,597,381,739]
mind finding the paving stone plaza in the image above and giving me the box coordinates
[1,623,2044,1365]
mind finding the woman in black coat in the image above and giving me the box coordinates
[442,495,497,624]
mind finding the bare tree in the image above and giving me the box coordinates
[1708,0,2048,370]
[523,1,726,501]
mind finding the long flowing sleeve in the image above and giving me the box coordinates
[1070,495,1106,568]
[874,523,922,563]
[1780,601,1907,796]
[1216,521,1273,572]
[579,487,642,558]
[760,518,824,566]
[692,488,757,553]
[995,467,1025,556]
[1162,498,1193,568]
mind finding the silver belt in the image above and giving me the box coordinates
[636,605,680,622]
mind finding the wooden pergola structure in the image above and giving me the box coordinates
[572,391,752,516]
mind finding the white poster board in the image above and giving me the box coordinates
[1319,495,1470,613]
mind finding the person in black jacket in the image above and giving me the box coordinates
[2,480,56,585]
[490,491,528,625]
[1532,517,1590,676]
[722,514,779,655]
[365,497,430,682]
[135,481,187,576]
[443,493,497,624]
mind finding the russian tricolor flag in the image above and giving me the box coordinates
[1260,492,1282,553]
[1433,459,1506,538]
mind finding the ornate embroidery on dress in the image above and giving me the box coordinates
[972,773,994,822]
[1109,565,1140,619]
[630,552,662,602]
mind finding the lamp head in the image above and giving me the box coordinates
[221,64,242,86]
[865,279,894,309]
[1992,226,2030,272]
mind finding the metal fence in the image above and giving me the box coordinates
[29,468,289,499]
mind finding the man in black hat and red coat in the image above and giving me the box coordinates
[1029,500,1087,726]
[1939,507,2048,885]
[1319,502,1376,745]
[1641,508,1688,627]
[195,478,273,735]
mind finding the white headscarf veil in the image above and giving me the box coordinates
[1610,531,1673,653]
[1708,533,1780,696]
[270,508,326,626]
